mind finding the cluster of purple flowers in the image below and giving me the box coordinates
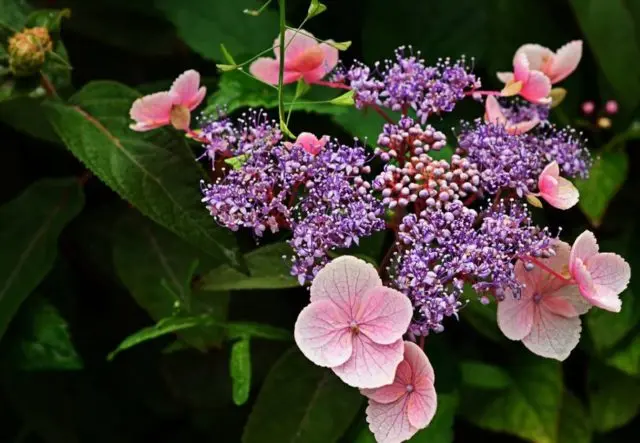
[458,120,591,196]
[393,200,553,335]
[200,110,385,284]
[498,96,550,124]
[337,47,480,122]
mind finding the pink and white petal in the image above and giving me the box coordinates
[513,53,531,82]
[356,287,413,345]
[129,91,174,123]
[403,341,435,383]
[310,255,382,314]
[539,174,558,196]
[520,70,551,103]
[542,294,579,318]
[508,118,539,134]
[587,253,631,295]
[319,41,339,72]
[542,176,579,210]
[522,306,581,361]
[332,336,404,388]
[540,161,560,181]
[129,121,166,132]
[496,72,514,84]
[274,29,318,60]
[485,95,507,125]
[361,361,411,404]
[515,44,555,72]
[497,294,535,341]
[407,384,437,430]
[294,300,353,368]
[366,397,417,443]
[302,63,331,83]
[170,70,201,105]
[570,231,599,269]
[249,57,282,85]
[590,285,623,312]
[185,86,207,111]
[514,259,544,294]
[549,40,582,83]
[548,284,591,316]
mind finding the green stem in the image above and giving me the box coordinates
[277,0,294,138]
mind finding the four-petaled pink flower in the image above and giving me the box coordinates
[531,161,579,210]
[283,132,329,155]
[510,41,583,84]
[250,29,339,85]
[498,241,590,361]
[294,255,413,388]
[484,95,539,134]
[129,70,206,132]
[497,53,551,104]
[569,231,631,312]
[361,341,437,443]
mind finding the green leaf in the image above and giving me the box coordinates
[588,363,640,433]
[44,81,242,268]
[108,315,290,359]
[461,361,511,390]
[112,213,230,350]
[155,0,278,61]
[575,150,628,227]
[0,0,32,31]
[224,154,250,170]
[0,178,84,341]
[242,347,363,443]
[226,322,291,341]
[7,296,82,371]
[329,41,352,51]
[200,242,299,291]
[25,8,71,32]
[220,43,237,65]
[307,0,327,19]
[558,391,592,443]
[606,334,640,377]
[569,0,640,110]
[587,289,638,353]
[0,97,60,143]
[460,355,562,443]
[230,338,252,405]
[329,90,355,106]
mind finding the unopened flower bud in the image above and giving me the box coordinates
[8,27,53,77]
[605,100,618,115]
[581,101,595,115]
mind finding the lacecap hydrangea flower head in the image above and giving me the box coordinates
[129,26,630,442]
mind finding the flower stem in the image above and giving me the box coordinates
[277,0,294,139]
[521,256,573,283]
[368,104,395,124]
[40,72,58,99]
[311,80,351,90]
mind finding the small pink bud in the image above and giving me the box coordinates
[605,100,618,115]
[581,101,595,115]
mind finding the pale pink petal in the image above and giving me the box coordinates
[496,72,514,83]
[570,231,599,267]
[169,70,205,109]
[497,293,535,340]
[356,286,413,345]
[520,70,551,104]
[518,240,572,296]
[513,53,531,82]
[295,132,327,155]
[541,176,579,210]
[301,42,340,83]
[366,397,417,443]
[361,361,411,404]
[274,29,318,61]
[294,300,353,368]
[586,253,631,295]
[407,384,437,429]
[320,41,339,72]
[288,45,325,73]
[508,118,540,134]
[515,44,555,73]
[548,284,591,316]
[129,91,173,131]
[522,305,581,361]
[403,341,435,383]
[485,95,507,125]
[571,258,620,311]
[310,255,382,315]
[540,161,560,182]
[549,40,582,83]
[249,57,302,85]
[332,335,404,388]
[542,295,579,318]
